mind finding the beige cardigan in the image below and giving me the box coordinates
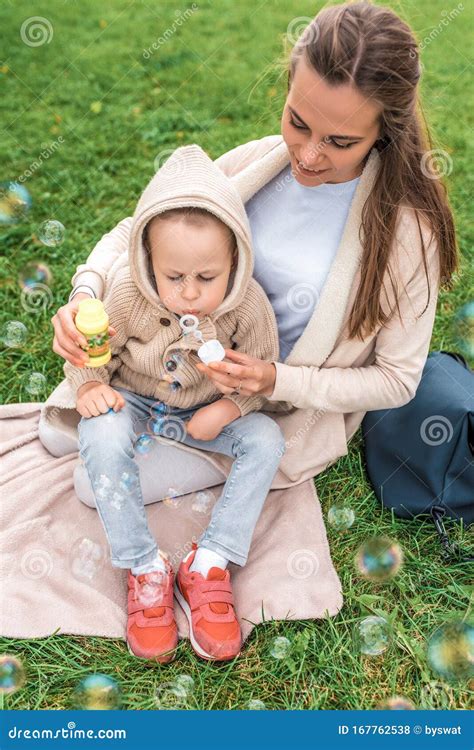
[43,135,440,489]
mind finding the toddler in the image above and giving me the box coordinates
[64,145,285,663]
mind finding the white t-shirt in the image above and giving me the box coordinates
[245,164,361,362]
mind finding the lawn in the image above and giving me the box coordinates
[0,0,472,710]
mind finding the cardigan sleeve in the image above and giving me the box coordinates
[266,220,441,413]
[63,270,136,396]
[222,279,280,417]
[70,136,281,299]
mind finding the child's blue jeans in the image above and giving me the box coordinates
[77,386,286,569]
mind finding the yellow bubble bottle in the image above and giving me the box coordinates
[75,299,111,367]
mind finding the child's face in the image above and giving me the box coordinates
[147,216,235,318]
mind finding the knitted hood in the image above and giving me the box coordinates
[128,144,254,320]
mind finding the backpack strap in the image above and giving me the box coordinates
[431,506,474,564]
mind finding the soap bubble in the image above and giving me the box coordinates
[327,504,355,531]
[270,636,291,659]
[378,696,415,710]
[69,537,105,582]
[73,673,121,710]
[354,616,391,656]
[135,570,166,608]
[192,490,213,514]
[119,471,138,494]
[38,219,65,246]
[155,680,190,709]
[163,487,181,508]
[420,681,455,709]
[355,536,403,581]
[2,320,27,348]
[134,433,154,455]
[174,674,195,698]
[0,181,32,224]
[22,371,47,396]
[151,401,170,417]
[427,621,474,681]
[95,473,113,501]
[247,698,266,710]
[454,301,473,359]
[0,655,25,694]
[148,416,166,435]
[19,262,52,290]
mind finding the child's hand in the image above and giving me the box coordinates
[186,400,240,441]
[76,382,125,418]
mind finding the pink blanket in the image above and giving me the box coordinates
[0,403,343,641]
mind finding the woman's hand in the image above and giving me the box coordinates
[51,293,116,367]
[195,349,277,397]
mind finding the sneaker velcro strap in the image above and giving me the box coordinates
[130,606,175,626]
[189,586,234,611]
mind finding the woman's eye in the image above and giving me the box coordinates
[167,276,182,281]
[289,117,354,149]
[199,277,214,283]
[289,116,308,131]
[332,141,354,149]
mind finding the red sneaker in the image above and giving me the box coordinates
[174,547,242,661]
[126,556,178,663]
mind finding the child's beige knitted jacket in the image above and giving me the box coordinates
[64,145,280,418]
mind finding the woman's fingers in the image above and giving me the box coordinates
[51,305,89,365]
[52,336,89,367]
[222,348,253,364]
[197,362,241,390]
[57,306,88,348]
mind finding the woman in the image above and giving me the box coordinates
[42,2,458,505]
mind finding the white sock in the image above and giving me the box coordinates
[131,550,166,576]
[189,546,228,577]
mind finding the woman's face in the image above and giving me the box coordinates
[281,56,382,185]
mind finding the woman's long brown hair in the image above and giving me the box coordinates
[288,1,459,340]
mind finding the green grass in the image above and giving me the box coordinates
[0,0,473,711]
